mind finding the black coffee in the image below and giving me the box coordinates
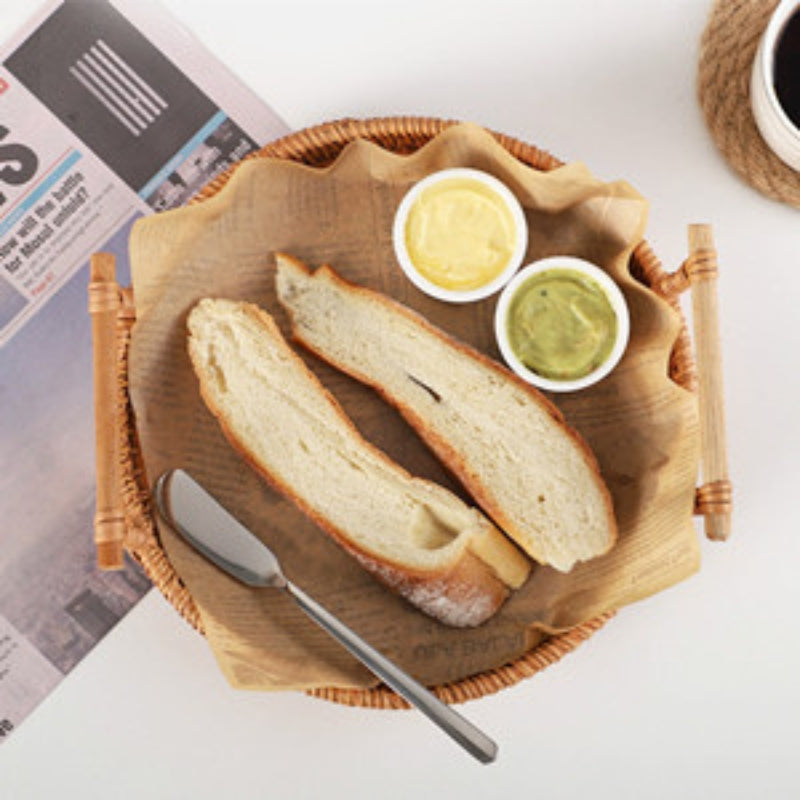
[774,9,800,129]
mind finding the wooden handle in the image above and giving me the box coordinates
[89,253,126,569]
[686,225,732,540]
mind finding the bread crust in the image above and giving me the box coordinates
[187,299,530,627]
[275,252,618,569]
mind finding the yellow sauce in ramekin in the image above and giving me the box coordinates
[403,176,518,292]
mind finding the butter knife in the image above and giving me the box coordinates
[153,468,498,764]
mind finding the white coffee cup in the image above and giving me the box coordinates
[751,0,800,170]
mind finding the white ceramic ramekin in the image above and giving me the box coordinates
[392,168,528,303]
[494,256,630,393]
[751,0,800,171]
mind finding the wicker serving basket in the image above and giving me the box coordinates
[89,117,731,708]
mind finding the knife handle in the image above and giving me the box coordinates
[285,581,498,764]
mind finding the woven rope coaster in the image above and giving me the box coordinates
[698,0,800,207]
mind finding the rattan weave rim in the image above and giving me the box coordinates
[119,116,696,709]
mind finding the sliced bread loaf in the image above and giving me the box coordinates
[275,253,618,573]
[186,298,530,627]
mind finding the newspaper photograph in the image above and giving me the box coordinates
[0,0,289,742]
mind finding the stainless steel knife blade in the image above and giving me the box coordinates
[154,469,285,588]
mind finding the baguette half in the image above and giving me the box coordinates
[275,253,618,572]
[186,298,530,627]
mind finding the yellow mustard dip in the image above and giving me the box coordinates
[404,177,517,291]
[506,268,617,380]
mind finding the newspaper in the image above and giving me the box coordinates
[0,0,288,742]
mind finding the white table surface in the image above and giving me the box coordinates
[3,1,799,798]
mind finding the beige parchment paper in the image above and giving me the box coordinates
[127,123,701,691]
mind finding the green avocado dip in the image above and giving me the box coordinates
[506,268,617,381]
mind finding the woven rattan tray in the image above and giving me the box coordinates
[89,117,731,708]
